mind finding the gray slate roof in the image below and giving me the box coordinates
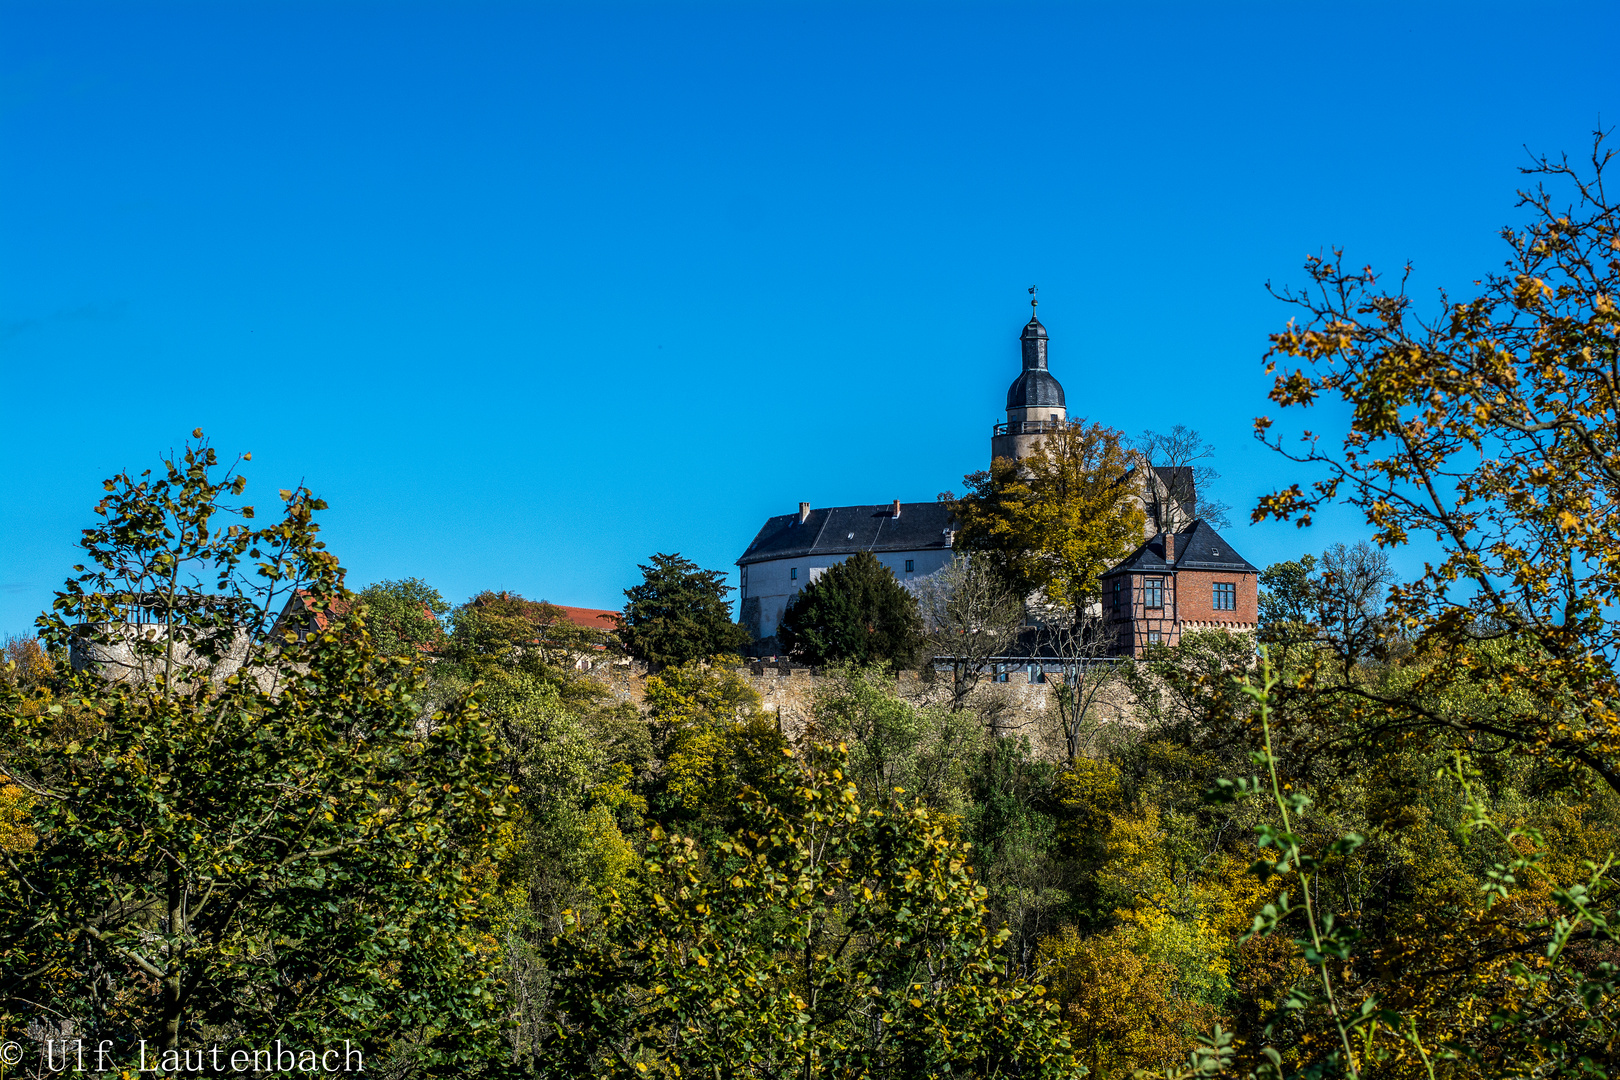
[1102,520,1259,576]
[737,502,958,566]
[1007,369,1066,409]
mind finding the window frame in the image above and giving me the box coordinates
[1212,582,1236,611]
[1143,577,1165,610]
[790,567,798,581]
[904,559,915,573]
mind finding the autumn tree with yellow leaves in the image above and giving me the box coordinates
[954,419,1145,621]
[1255,131,1620,795]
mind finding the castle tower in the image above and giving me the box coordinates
[990,295,1067,463]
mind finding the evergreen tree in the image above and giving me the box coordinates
[778,551,922,670]
[620,552,749,669]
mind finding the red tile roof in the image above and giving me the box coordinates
[283,590,353,632]
[556,606,620,631]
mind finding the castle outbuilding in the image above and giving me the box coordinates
[1100,520,1259,657]
[736,500,957,648]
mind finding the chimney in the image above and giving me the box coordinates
[1164,531,1176,563]
[892,499,902,518]
[798,502,811,524]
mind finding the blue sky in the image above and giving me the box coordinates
[2,0,1616,633]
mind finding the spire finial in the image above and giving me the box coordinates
[1028,285,1038,317]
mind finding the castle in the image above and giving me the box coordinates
[736,301,1259,658]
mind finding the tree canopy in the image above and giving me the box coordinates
[1,433,509,1078]
[357,576,449,658]
[1256,132,1620,795]
[778,550,923,670]
[620,552,750,669]
[542,744,1079,1078]
[953,419,1145,617]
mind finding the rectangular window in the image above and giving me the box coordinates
[904,559,915,573]
[1143,578,1164,609]
[1213,582,1236,611]
[1113,579,1122,612]
[790,567,798,581]
[1148,630,1162,644]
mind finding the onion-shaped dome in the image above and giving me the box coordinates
[1006,368,1066,409]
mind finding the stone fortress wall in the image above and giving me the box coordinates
[588,658,1143,763]
[740,662,1139,758]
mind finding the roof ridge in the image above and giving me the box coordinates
[807,506,831,553]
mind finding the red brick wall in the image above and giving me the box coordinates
[1175,569,1259,625]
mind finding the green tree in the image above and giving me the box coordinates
[641,660,788,829]
[955,419,1145,620]
[964,736,1066,980]
[620,552,749,669]
[1257,554,1318,670]
[357,576,450,658]
[542,745,1082,1078]
[0,433,509,1077]
[810,664,980,813]
[778,550,923,670]
[446,589,599,687]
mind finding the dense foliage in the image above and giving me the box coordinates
[543,745,1078,1077]
[357,576,450,657]
[620,552,750,669]
[954,418,1145,619]
[778,550,924,670]
[0,436,510,1078]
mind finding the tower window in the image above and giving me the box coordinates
[904,559,914,573]
[1112,579,1122,612]
[1143,578,1164,609]
[1213,582,1236,610]
[790,567,798,581]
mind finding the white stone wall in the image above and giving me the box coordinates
[740,548,954,642]
[69,622,284,693]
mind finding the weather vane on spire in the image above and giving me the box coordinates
[1028,285,1038,316]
